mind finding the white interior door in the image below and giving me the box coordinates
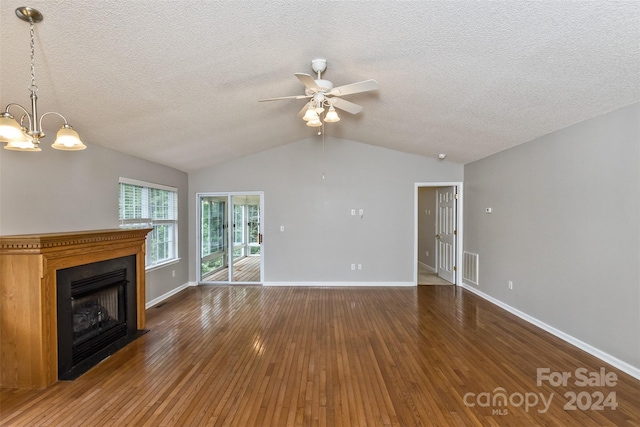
[436,187,456,283]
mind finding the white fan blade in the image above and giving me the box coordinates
[330,79,379,96]
[330,97,363,114]
[259,94,311,102]
[295,73,320,91]
[297,104,308,119]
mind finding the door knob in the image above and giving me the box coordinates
[435,234,441,239]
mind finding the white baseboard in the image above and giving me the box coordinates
[145,281,197,309]
[418,261,436,273]
[264,281,415,287]
[460,282,640,380]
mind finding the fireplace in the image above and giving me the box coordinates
[56,255,145,380]
[0,228,150,388]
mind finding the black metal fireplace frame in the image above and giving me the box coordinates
[56,255,146,380]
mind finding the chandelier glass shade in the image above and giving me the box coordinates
[0,7,86,152]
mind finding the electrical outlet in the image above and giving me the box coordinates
[425,251,429,257]
[357,264,362,270]
[172,270,175,277]
[508,280,513,290]
[351,264,356,271]
[351,209,356,216]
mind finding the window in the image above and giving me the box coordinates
[119,178,178,268]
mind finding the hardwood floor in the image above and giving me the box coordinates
[1,286,639,426]
[203,256,261,282]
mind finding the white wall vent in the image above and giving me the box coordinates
[463,251,479,285]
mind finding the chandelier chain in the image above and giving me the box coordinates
[1,7,86,151]
[29,18,37,93]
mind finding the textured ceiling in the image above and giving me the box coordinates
[1,1,638,172]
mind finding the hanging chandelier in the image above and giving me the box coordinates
[0,7,85,152]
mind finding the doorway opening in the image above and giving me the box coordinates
[414,182,463,285]
[197,192,264,284]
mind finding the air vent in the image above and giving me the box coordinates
[463,251,479,285]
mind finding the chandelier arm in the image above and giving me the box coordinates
[3,103,33,129]
[38,111,70,131]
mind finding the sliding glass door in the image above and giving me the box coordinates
[198,192,263,284]
[200,195,228,281]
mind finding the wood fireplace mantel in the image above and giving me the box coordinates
[0,228,151,389]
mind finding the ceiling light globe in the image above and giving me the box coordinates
[52,126,86,151]
[302,106,319,121]
[306,118,322,127]
[324,107,340,123]
[0,114,25,142]
[3,131,39,151]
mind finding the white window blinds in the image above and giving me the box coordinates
[119,178,178,268]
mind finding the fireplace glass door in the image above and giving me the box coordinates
[57,255,138,380]
[71,272,127,363]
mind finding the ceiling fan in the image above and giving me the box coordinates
[259,59,378,127]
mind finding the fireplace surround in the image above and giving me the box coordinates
[0,228,151,388]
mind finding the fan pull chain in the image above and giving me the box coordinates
[321,123,325,180]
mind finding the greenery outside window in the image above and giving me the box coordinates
[200,197,226,276]
[233,204,245,258]
[119,178,178,269]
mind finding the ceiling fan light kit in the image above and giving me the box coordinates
[259,58,378,128]
[324,106,340,123]
[0,7,86,152]
[306,118,323,128]
[302,104,319,121]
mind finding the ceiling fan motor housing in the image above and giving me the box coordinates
[305,59,332,95]
[311,58,327,74]
[305,79,333,96]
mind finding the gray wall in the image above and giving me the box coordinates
[417,187,437,268]
[0,143,189,303]
[463,103,640,369]
[189,137,464,284]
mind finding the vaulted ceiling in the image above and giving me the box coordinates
[1,1,638,172]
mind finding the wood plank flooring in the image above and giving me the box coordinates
[1,285,639,426]
[203,256,261,282]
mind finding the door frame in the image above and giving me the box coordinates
[196,191,264,284]
[414,182,463,285]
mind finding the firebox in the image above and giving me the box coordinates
[56,255,146,380]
